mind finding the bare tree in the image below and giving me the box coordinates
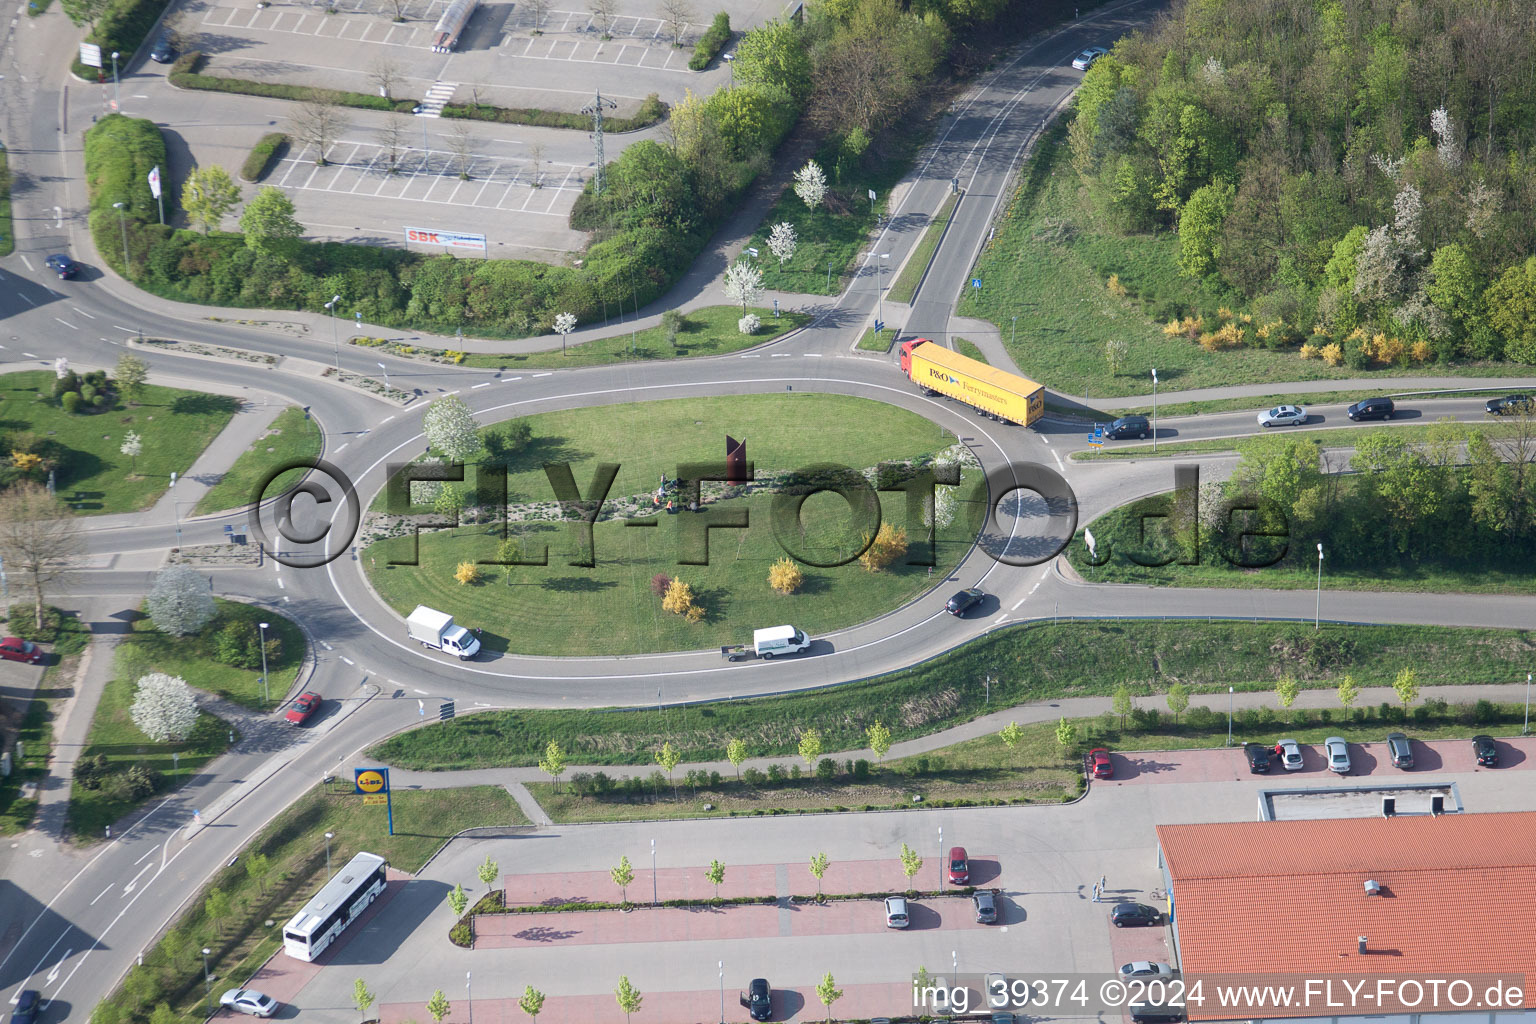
[526,142,544,187]
[0,482,84,631]
[588,0,618,37]
[384,0,409,20]
[287,93,345,166]
[659,0,692,44]
[523,0,550,32]
[448,121,475,179]
[468,83,486,111]
[378,113,408,174]
[368,56,405,101]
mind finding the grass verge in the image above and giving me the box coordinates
[115,599,306,709]
[0,149,12,257]
[97,784,525,1024]
[369,620,1536,770]
[0,371,238,514]
[857,329,894,352]
[887,192,959,304]
[194,406,322,514]
[955,338,988,364]
[1070,421,1469,461]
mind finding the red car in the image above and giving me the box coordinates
[1089,748,1113,778]
[0,637,43,664]
[947,846,969,885]
[284,692,322,725]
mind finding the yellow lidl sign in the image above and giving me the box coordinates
[355,768,387,794]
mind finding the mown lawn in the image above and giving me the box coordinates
[362,393,981,655]
[194,405,322,514]
[115,599,305,709]
[0,371,238,514]
[1071,420,1475,460]
[888,192,959,304]
[369,620,1536,770]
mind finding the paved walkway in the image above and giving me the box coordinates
[373,682,1536,789]
[32,630,118,842]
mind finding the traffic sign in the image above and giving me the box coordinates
[439,700,455,721]
[971,278,982,290]
[79,43,102,68]
[1089,423,1105,448]
[354,768,387,793]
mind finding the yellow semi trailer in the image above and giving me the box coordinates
[898,338,1045,427]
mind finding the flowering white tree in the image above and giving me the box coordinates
[723,260,764,314]
[552,311,577,357]
[120,431,143,474]
[130,672,200,743]
[423,394,483,463]
[793,160,826,211]
[921,483,958,530]
[768,222,797,267]
[54,357,69,380]
[146,564,216,636]
[1430,108,1460,170]
[738,313,762,335]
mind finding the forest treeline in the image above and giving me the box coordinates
[1069,0,1536,364]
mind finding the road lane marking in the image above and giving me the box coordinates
[277,577,285,589]
[16,293,35,307]
[72,307,96,319]
[123,862,153,894]
[414,688,427,694]
[533,372,553,377]
[503,377,522,382]
[23,352,38,358]
[45,949,70,983]
[89,884,113,906]
[134,845,157,865]
[114,325,137,332]
[320,641,334,650]
[381,415,395,423]
[770,353,790,357]
[1051,449,1065,472]
[806,353,821,357]
[335,442,348,453]
[341,656,355,665]
[53,318,78,330]
[472,382,491,388]
[18,254,33,271]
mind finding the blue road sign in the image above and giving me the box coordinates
[971,278,982,290]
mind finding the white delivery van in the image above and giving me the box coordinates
[752,625,810,659]
[405,605,481,659]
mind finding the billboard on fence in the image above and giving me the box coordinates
[404,226,487,252]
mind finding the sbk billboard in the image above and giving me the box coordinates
[404,226,487,251]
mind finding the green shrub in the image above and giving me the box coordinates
[742,767,765,786]
[689,11,731,70]
[449,920,472,947]
[767,763,784,782]
[241,132,287,183]
[71,0,173,81]
[170,69,409,113]
[60,392,81,414]
[815,757,836,781]
[852,759,871,780]
[1474,699,1498,724]
[440,93,667,132]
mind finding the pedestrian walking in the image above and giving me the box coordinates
[1100,874,1107,892]
[1092,883,1101,903]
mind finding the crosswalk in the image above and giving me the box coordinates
[416,81,457,117]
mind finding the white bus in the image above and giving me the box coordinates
[282,852,388,962]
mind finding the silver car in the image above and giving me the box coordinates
[1071,46,1108,70]
[1276,738,1304,770]
[220,990,279,1018]
[1258,404,1308,427]
[1325,736,1351,774]
[884,895,909,928]
[1120,961,1175,977]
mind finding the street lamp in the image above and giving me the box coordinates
[718,960,725,1024]
[1151,368,1158,451]
[324,295,343,371]
[1315,543,1325,630]
[201,947,213,1013]
[651,838,657,906]
[111,51,120,110]
[1227,686,1234,746]
[1525,672,1531,736]
[377,361,390,391]
[466,970,472,1024]
[258,622,270,706]
[937,825,943,890]
[723,51,734,87]
[1011,315,1018,349]
[324,831,334,877]
[111,201,130,269]
[876,253,891,327]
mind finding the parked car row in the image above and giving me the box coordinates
[1249,733,1504,774]
[883,888,1004,928]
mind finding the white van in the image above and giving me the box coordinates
[752,625,810,659]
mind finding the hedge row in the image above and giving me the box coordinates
[440,93,667,132]
[169,53,413,112]
[689,11,730,70]
[83,114,168,275]
[241,132,288,183]
[70,0,169,80]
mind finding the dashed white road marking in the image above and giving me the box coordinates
[532,372,553,378]
[1011,575,1046,611]
[53,318,77,330]
[341,656,355,665]
[89,884,113,906]
[472,382,491,388]
[277,577,285,589]
[381,415,395,423]
[336,443,349,453]
[72,307,96,319]
[22,352,38,358]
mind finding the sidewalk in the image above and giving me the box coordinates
[373,682,1536,790]
[32,631,119,842]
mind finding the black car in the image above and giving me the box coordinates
[973,890,998,923]
[741,978,772,1022]
[1473,734,1499,767]
[1105,415,1151,440]
[1130,1007,1186,1024]
[10,991,40,1024]
[44,254,77,279]
[1486,395,1535,415]
[1346,397,1395,421]
[946,588,984,616]
[1242,742,1270,773]
[1110,902,1160,927]
[149,34,175,63]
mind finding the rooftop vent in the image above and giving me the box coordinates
[1382,796,1396,817]
[1358,936,1368,954]
[1364,879,1380,896]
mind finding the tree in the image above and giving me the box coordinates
[552,311,577,354]
[808,851,829,896]
[1112,684,1134,728]
[160,926,195,970]
[448,120,475,179]
[239,186,304,258]
[426,989,451,1024]
[59,0,109,29]
[705,858,725,899]
[1104,338,1128,376]
[858,522,908,572]
[526,142,545,187]
[726,738,747,778]
[816,971,843,1022]
[723,259,764,313]
[180,166,241,235]
[660,0,692,43]
[205,888,232,934]
[1178,180,1235,278]
[424,394,484,462]
[768,221,797,266]
[120,431,143,474]
[115,352,149,406]
[519,986,545,1019]
[288,95,345,165]
[447,883,468,917]
[149,1003,176,1024]
[378,114,408,174]
[353,979,376,1023]
[1392,667,1419,715]
[999,720,1023,750]
[610,855,634,903]
[130,672,199,743]
[522,0,550,30]
[146,564,216,636]
[1055,716,1077,752]
[1337,673,1360,711]
[614,977,642,1023]
[476,855,500,890]
[435,485,469,520]
[453,561,479,585]
[655,740,682,796]
[767,557,803,594]
[661,577,695,615]
[922,483,958,530]
[1166,682,1189,725]
[794,160,827,210]
[538,740,567,791]
[588,0,618,36]
[245,852,272,895]
[797,728,823,769]
[1275,674,1300,710]
[0,483,83,630]
[866,720,891,761]
[1487,257,1536,364]
[898,841,922,886]
[368,56,405,100]
[734,17,811,94]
